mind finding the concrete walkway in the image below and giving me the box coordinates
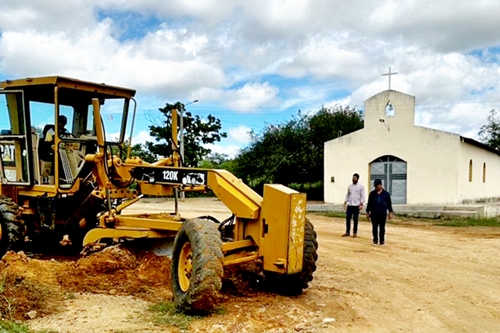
[307,202,500,218]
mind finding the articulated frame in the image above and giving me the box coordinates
[85,101,306,273]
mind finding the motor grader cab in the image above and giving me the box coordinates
[0,77,136,253]
[0,76,318,313]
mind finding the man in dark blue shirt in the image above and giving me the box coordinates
[366,179,393,246]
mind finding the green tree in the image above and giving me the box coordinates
[129,143,156,163]
[235,116,312,187]
[113,141,156,163]
[146,102,227,166]
[479,109,500,151]
[205,152,230,166]
[234,105,363,195]
[199,153,238,174]
[307,105,364,180]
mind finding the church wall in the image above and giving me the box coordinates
[324,125,462,204]
[324,89,500,205]
[458,142,500,202]
[364,90,415,132]
[324,132,370,204]
[325,90,465,205]
[409,127,461,204]
[363,91,462,204]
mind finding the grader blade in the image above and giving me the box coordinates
[146,238,175,257]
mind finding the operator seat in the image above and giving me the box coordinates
[39,124,55,161]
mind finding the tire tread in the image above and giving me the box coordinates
[171,218,223,313]
[0,196,25,256]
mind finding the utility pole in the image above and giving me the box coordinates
[179,99,198,201]
[179,99,199,166]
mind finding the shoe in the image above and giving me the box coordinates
[380,243,386,246]
[373,243,378,246]
[352,233,357,238]
[342,233,350,237]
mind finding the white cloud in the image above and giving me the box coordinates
[277,34,374,84]
[326,97,352,109]
[2,0,500,147]
[369,1,500,52]
[0,22,117,78]
[131,130,154,146]
[107,132,120,142]
[221,82,280,113]
[206,144,241,159]
[0,21,226,99]
[228,125,252,145]
[0,1,98,33]
[199,126,252,160]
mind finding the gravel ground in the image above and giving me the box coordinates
[9,197,499,333]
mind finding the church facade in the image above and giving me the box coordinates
[324,90,500,205]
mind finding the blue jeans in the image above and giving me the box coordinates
[345,205,360,235]
[371,214,387,244]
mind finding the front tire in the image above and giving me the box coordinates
[265,218,318,295]
[171,218,223,313]
[0,196,25,256]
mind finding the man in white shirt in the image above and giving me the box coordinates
[342,173,365,238]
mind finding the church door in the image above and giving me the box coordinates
[370,155,407,204]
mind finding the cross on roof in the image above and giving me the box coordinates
[382,67,398,90]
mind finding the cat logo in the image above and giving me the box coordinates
[0,144,14,162]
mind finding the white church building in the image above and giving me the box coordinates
[324,89,500,205]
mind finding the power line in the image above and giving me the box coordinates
[182,101,500,115]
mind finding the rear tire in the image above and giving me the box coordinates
[0,196,25,256]
[171,218,223,313]
[265,218,318,295]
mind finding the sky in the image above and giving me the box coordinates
[1,0,500,158]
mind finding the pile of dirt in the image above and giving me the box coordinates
[0,242,270,323]
[0,245,174,321]
[58,244,173,301]
[0,251,62,321]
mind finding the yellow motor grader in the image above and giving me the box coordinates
[0,76,318,312]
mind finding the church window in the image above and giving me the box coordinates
[385,101,395,117]
[483,163,486,183]
[468,160,473,182]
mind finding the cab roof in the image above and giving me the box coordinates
[0,76,136,105]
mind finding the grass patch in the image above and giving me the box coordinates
[212,307,227,315]
[0,320,30,333]
[0,320,55,333]
[315,211,346,218]
[435,217,500,227]
[313,211,500,227]
[65,293,76,300]
[390,216,500,227]
[148,301,200,331]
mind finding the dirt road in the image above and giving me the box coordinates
[23,198,500,332]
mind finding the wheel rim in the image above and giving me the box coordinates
[178,241,193,292]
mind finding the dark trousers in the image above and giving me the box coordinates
[345,205,360,235]
[371,214,387,244]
